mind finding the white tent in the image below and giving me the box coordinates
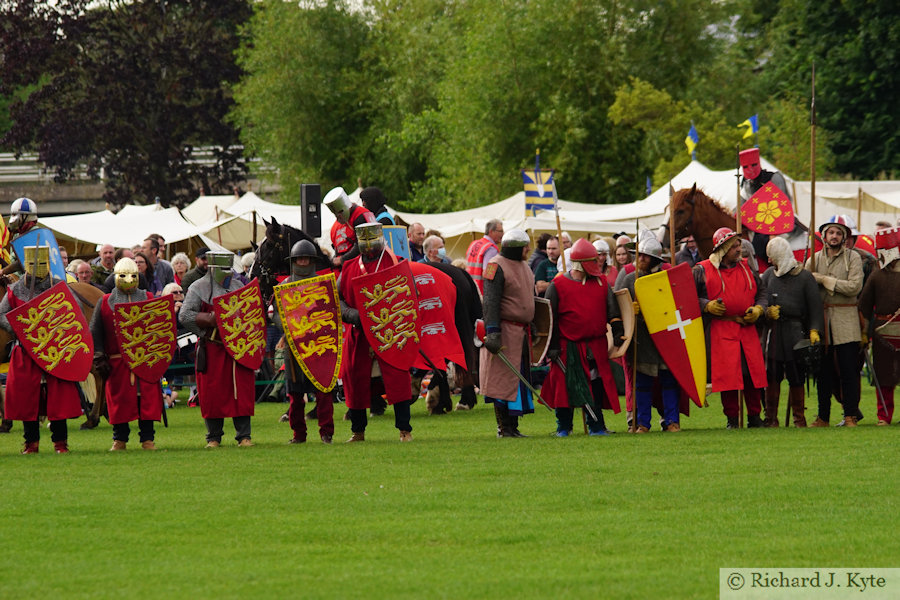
[39,205,205,249]
[180,193,240,227]
[392,191,627,257]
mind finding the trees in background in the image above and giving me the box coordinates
[0,0,252,208]
[2,0,896,210]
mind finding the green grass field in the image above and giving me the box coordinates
[1,384,897,599]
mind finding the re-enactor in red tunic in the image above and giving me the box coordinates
[0,250,82,453]
[541,239,622,436]
[338,223,413,442]
[179,252,255,448]
[90,257,164,451]
[693,228,768,429]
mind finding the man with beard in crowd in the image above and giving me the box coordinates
[806,218,863,427]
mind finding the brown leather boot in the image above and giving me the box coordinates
[110,440,127,451]
[345,432,365,443]
[141,440,157,450]
[789,386,807,427]
[764,384,780,427]
[21,441,39,454]
[809,417,828,427]
[53,441,69,454]
[843,415,857,427]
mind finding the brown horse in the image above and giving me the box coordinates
[669,184,737,258]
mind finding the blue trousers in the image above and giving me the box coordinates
[635,369,679,429]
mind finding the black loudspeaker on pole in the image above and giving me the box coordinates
[301,183,322,238]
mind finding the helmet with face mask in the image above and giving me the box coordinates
[22,245,50,279]
[114,257,140,293]
[739,148,761,181]
[289,239,319,278]
[324,187,352,222]
[355,222,384,260]
[206,251,235,287]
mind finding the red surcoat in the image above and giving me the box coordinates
[196,299,256,419]
[701,260,767,391]
[540,275,620,413]
[99,293,164,424]
[3,288,82,421]
[338,254,412,409]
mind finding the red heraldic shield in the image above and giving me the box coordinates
[740,183,794,234]
[633,263,706,407]
[408,262,466,371]
[274,273,342,393]
[7,282,93,381]
[213,279,266,370]
[352,260,420,371]
[113,295,177,382]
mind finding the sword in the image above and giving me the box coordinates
[552,356,598,421]
[492,347,552,411]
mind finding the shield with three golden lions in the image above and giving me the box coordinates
[274,273,342,393]
[633,262,706,406]
[113,295,177,382]
[352,260,420,371]
[213,279,266,370]
[7,281,93,381]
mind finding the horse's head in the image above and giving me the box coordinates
[670,184,698,240]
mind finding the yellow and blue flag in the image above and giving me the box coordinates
[522,169,555,216]
[738,114,759,139]
[685,125,699,157]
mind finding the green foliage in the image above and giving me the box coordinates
[231,0,371,200]
[0,0,252,207]
[764,0,900,178]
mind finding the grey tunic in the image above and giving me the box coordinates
[760,265,824,362]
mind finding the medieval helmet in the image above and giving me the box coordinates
[22,245,49,279]
[638,236,664,262]
[712,227,740,253]
[501,229,529,248]
[818,215,852,241]
[9,196,38,233]
[114,257,139,293]
[289,239,319,278]
[206,251,235,286]
[290,239,318,260]
[355,222,384,258]
[323,187,352,222]
[875,226,900,268]
[570,238,603,277]
[592,239,610,255]
[739,148,761,180]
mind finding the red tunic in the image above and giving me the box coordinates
[339,254,412,409]
[196,300,256,419]
[99,293,164,424]
[3,289,82,421]
[540,275,620,413]
[701,260,767,391]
